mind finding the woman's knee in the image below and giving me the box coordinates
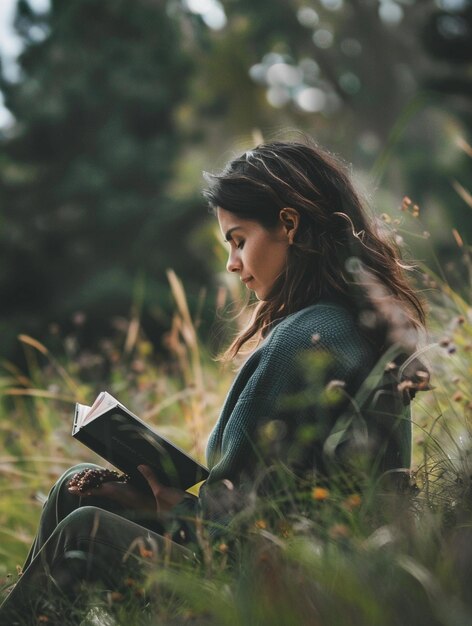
[45,463,104,508]
[55,505,104,536]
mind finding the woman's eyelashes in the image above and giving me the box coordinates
[236,240,245,250]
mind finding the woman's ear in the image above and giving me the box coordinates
[279,208,300,244]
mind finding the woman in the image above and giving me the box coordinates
[0,140,426,624]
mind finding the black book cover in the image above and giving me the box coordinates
[72,398,209,493]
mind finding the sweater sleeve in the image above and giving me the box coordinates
[170,304,378,543]
[168,324,308,543]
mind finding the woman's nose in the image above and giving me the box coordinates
[227,250,241,273]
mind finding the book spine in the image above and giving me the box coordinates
[72,403,80,435]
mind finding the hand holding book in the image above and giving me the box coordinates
[68,464,186,515]
[72,392,209,494]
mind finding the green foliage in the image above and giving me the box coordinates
[0,0,470,359]
[0,0,210,357]
[1,250,472,624]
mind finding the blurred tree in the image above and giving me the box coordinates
[208,0,470,156]
[181,0,471,286]
[1,0,471,359]
[0,0,208,357]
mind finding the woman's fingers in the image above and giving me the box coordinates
[137,464,161,498]
[67,465,185,514]
[68,480,156,511]
[138,465,185,512]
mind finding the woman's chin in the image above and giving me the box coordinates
[254,290,268,301]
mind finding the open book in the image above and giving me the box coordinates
[72,392,209,492]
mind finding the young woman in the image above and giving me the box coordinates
[0,140,426,624]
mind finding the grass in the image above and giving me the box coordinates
[1,208,472,624]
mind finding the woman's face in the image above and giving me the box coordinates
[217,207,290,301]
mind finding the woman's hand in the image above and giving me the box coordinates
[68,475,157,512]
[137,464,186,513]
[67,465,185,515]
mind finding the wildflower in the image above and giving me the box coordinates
[329,524,350,539]
[218,543,229,554]
[439,337,451,347]
[380,213,391,223]
[400,196,420,217]
[448,346,457,355]
[453,391,463,402]
[254,519,267,530]
[343,494,362,510]
[400,196,411,211]
[457,315,465,325]
[138,546,154,559]
[312,487,329,501]
[278,520,292,538]
[109,591,124,603]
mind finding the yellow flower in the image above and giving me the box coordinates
[254,519,267,529]
[312,487,329,501]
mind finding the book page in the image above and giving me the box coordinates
[82,391,120,426]
[74,403,91,432]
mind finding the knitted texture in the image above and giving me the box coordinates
[206,301,375,482]
[170,301,412,542]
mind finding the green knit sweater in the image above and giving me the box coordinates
[172,301,412,541]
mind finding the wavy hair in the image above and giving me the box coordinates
[203,140,426,358]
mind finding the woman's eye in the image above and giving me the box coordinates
[237,241,245,250]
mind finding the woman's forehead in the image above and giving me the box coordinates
[217,207,262,239]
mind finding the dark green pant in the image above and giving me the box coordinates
[0,464,195,625]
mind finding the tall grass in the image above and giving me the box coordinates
[0,274,231,581]
[1,186,472,624]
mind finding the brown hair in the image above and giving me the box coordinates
[203,140,426,359]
